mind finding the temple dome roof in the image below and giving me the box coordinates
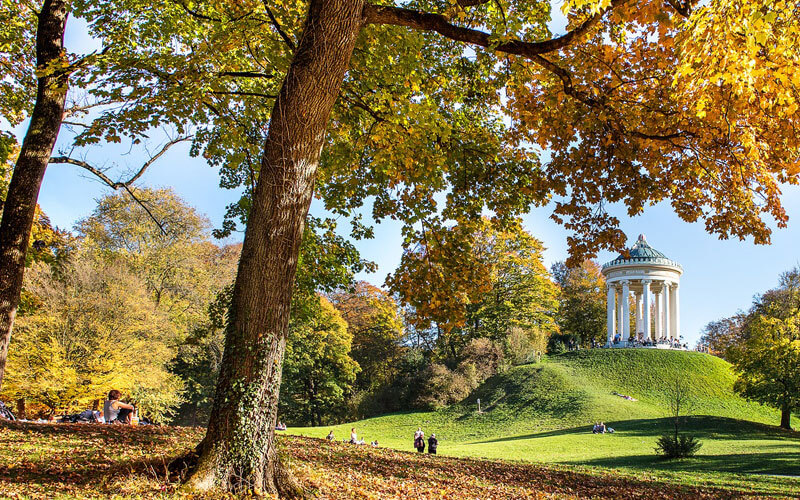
[602,234,682,270]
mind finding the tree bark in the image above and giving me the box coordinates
[0,0,70,390]
[780,407,792,430]
[183,0,365,495]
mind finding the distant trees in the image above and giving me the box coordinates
[703,267,800,430]
[388,219,559,363]
[551,260,606,347]
[698,314,746,360]
[1,250,183,421]
[281,297,359,426]
[1,189,237,422]
[330,282,405,393]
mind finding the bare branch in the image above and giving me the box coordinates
[47,136,192,233]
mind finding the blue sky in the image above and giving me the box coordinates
[10,11,800,348]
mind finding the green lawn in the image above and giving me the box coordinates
[290,349,800,496]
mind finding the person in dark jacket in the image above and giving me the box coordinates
[414,433,425,453]
[427,433,438,454]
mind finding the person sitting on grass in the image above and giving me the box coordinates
[326,430,335,441]
[371,440,379,447]
[350,427,358,444]
[103,390,134,424]
[428,434,438,454]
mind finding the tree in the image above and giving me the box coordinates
[280,296,359,426]
[698,314,746,359]
[76,188,230,331]
[330,281,405,393]
[388,219,559,360]
[727,267,800,430]
[0,250,184,421]
[551,260,606,346]
[0,0,71,389]
[0,0,192,389]
[655,378,702,459]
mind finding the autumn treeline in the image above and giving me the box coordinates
[0,183,608,425]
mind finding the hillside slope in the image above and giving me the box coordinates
[291,349,799,487]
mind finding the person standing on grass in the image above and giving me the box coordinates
[428,433,438,454]
[103,390,135,424]
[414,430,425,453]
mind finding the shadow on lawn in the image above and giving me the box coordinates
[566,451,800,476]
[474,416,800,444]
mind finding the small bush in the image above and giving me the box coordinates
[655,434,702,459]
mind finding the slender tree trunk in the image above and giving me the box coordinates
[780,407,792,430]
[0,0,70,389]
[183,0,364,495]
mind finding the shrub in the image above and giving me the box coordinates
[655,434,702,459]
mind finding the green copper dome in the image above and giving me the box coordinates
[602,234,682,270]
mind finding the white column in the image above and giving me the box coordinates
[663,282,671,341]
[654,288,662,339]
[642,280,651,341]
[671,283,680,341]
[635,292,643,338]
[621,280,631,342]
[607,284,616,344]
[617,289,624,338]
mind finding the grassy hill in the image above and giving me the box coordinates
[290,349,800,494]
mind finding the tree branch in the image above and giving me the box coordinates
[363,0,623,57]
[218,71,274,78]
[261,1,297,52]
[48,137,192,234]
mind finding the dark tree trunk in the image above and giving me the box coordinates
[780,407,792,430]
[183,0,365,495]
[16,398,25,420]
[0,0,70,390]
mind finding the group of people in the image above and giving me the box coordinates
[326,428,379,447]
[275,421,287,431]
[592,422,614,434]
[413,427,438,454]
[611,333,687,349]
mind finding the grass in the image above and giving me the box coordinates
[1,349,797,498]
[290,349,800,496]
[0,421,792,499]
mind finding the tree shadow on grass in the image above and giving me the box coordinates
[566,451,800,476]
[473,416,800,444]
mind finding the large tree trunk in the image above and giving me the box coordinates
[183,0,364,495]
[780,407,792,430]
[0,0,70,389]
